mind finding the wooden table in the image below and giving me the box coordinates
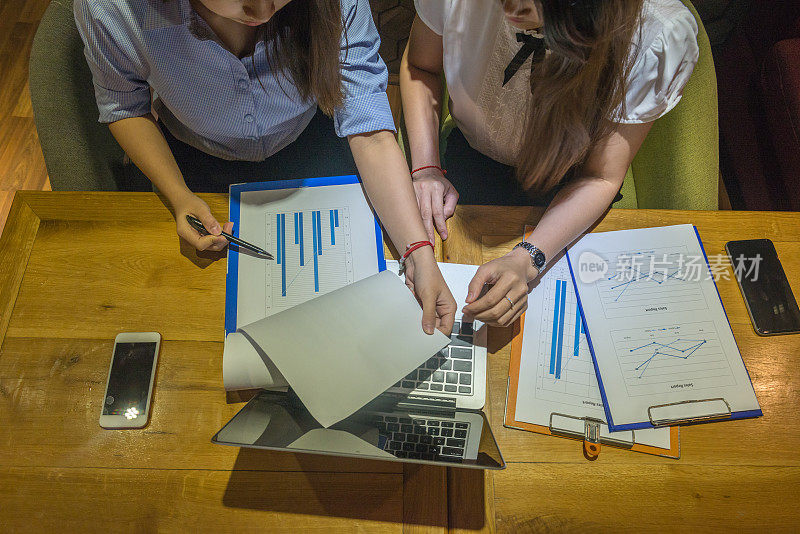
[1,192,799,532]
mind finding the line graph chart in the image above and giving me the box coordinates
[264,207,354,312]
[630,338,707,378]
[594,246,709,319]
[608,252,685,302]
[611,322,736,396]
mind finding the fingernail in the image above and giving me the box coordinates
[423,324,434,335]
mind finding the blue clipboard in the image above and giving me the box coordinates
[225,175,387,336]
[565,225,763,431]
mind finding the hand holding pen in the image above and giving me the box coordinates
[186,215,272,258]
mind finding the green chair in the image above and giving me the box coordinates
[399,0,719,210]
[29,0,148,191]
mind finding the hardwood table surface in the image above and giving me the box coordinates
[1,191,798,532]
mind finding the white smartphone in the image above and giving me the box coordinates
[99,332,161,429]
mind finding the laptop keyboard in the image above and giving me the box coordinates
[391,321,475,396]
[372,414,471,461]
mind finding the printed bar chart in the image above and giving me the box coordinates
[549,280,568,380]
[536,269,601,405]
[573,303,582,357]
[267,208,353,311]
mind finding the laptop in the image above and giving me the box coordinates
[212,262,504,469]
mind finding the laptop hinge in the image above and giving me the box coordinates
[396,394,457,415]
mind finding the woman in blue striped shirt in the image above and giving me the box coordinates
[75,0,456,334]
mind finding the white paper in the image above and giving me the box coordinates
[223,181,382,391]
[235,182,382,326]
[567,224,762,429]
[384,260,483,327]
[287,429,396,459]
[511,254,672,449]
[236,271,450,427]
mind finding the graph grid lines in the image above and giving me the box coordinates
[611,322,737,396]
[593,246,709,319]
[535,273,601,406]
[266,207,353,311]
[630,338,707,378]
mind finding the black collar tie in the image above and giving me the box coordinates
[503,32,547,86]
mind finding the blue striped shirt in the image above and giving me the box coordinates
[74,0,396,161]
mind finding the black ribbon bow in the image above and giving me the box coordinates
[502,32,547,86]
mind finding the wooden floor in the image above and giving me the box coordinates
[0,0,52,236]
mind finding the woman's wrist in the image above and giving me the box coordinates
[509,247,540,282]
[405,241,436,267]
[164,182,194,209]
[411,164,446,178]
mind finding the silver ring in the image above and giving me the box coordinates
[505,296,514,307]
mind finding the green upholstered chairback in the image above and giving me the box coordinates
[29,0,147,191]
[399,0,719,210]
[618,0,719,209]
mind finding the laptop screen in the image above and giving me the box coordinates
[212,390,505,470]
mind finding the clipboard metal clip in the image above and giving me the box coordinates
[549,413,634,459]
[647,397,732,427]
[583,418,602,460]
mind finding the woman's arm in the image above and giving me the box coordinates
[348,130,456,335]
[399,16,458,241]
[108,114,231,251]
[463,121,653,326]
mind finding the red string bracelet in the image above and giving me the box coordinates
[411,165,447,176]
[403,240,434,259]
[399,240,434,274]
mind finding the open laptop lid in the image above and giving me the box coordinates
[212,389,505,470]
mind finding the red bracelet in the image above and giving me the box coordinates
[398,240,434,274]
[402,240,434,259]
[411,165,447,176]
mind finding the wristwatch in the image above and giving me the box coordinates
[514,241,547,272]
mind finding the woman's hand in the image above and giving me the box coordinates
[403,247,457,336]
[171,190,234,252]
[412,168,459,242]
[462,248,535,327]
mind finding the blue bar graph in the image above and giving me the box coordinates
[550,280,562,376]
[555,280,567,379]
[312,211,319,292]
[269,207,351,307]
[280,213,286,297]
[298,212,304,266]
[573,303,582,357]
[329,210,336,245]
[315,211,322,255]
[276,214,282,265]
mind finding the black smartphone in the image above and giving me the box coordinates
[725,239,800,336]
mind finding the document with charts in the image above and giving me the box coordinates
[222,176,386,392]
[566,224,762,431]
[504,247,678,457]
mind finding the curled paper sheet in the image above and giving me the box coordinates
[223,331,288,391]
[223,271,450,427]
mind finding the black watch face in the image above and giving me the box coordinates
[533,251,546,268]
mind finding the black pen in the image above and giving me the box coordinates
[185,215,273,259]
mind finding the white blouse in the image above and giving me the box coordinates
[414,0,700,165]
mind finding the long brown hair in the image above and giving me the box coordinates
[516,0,644,193]
[264,0,344,115]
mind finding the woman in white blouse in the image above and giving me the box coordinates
[400,0,699,327]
